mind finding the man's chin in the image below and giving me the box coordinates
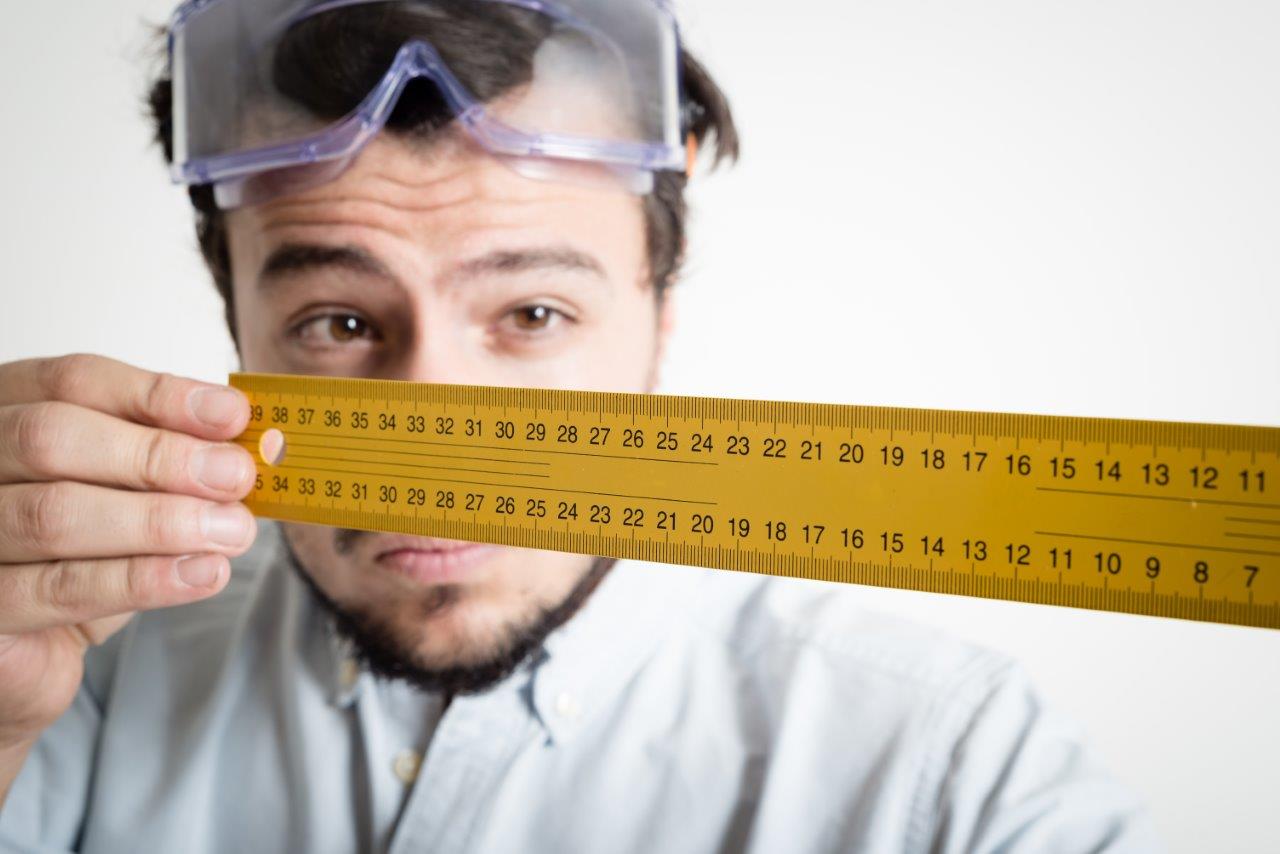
[283,539,614,696]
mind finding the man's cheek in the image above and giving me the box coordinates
[549,324,659,391]
[282,524,324,559]
[282,524,346,584]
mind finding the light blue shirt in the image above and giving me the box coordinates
[2,524,1161,852]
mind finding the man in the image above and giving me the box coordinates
[0,1,1160,851]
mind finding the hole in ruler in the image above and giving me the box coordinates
[258,429,287,467]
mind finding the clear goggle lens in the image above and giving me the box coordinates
[169,0,685,205]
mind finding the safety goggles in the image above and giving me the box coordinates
[168,0,689,207]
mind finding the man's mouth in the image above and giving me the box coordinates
[372,535,498,584]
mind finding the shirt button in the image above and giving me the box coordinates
[553,692,582,720]
[392,749,422,785]
[339,658,360,691]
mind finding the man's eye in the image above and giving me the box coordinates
[508,304,565,332]
[292,313,380,344]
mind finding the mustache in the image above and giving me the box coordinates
[334,528,369,555]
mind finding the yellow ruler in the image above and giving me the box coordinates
[230,373,1280,630]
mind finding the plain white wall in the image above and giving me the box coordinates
[2,1,1278,850]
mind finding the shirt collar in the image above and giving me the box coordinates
[230,523,368,710]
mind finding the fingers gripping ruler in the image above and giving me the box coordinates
[231,373,1280,630]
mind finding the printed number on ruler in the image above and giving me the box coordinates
[231,373,1280,630]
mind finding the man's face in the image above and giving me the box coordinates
[225,132,672,685]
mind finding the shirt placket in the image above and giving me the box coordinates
[385,681,541,854]
[349,674,442,852]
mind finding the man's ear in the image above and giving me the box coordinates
[646,290,677,394]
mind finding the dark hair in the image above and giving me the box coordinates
[146,1,739,343]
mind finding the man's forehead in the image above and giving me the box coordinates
[236,133,526,220]
[254,241,608,294]
[231,138,605,247]
[222,133,646,296]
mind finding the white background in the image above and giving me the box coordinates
[2,1,1277,850]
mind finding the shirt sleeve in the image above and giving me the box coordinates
[921,660,1166,854]
[0,632,124,853]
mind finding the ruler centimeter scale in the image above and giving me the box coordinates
[230,373,1280,630]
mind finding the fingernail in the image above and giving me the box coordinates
[194,446,250,492]
[176,555,223,589]
[201,505,253,548]
[189,387,245,430]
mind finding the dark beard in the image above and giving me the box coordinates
[283,537,614,696]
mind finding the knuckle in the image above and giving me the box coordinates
[122,556,162,609]
[136,429,178,492]
[15,484,72,550]
[11,403,65,476]
[35,560,85,613]
[139,371,181,425]
[142,494,188,548]
[37,354,99,402]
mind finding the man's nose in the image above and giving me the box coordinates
[396,323,475,386]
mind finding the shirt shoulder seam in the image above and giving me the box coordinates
[902,653,1021,853]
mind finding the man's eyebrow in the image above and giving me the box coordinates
[258,243,396,290]
[451,247,607,282]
